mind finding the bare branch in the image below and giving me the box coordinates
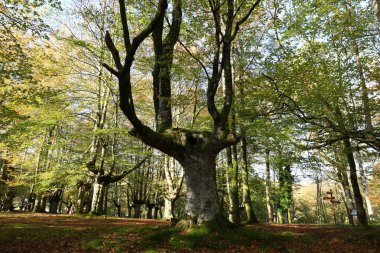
[105,31,123,71]
[118,0,131,50]
[102,63,119,76]
[231,0,262,41]
[127,0,168,63]
[178,39,210,79]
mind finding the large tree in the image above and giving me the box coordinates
[103,0,262,226]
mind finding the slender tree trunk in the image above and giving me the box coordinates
[356,152,374,220]
[241,136,258,223]
[40,194,48,213]
[373,0,380,23]
[337,169,355,225]
[113,200,122,217]
[316,176,322,224]
[343,138,368,227]
[163,155,183,220]
[104,186,108,216]
[34,194,42,212]
[265,149,273,223]
[127,205,132,218]
[226,146,240,224]
[352,39,372,131]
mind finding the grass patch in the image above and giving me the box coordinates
[131,224,302,252]
[84,239,103,250]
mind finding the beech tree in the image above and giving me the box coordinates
[103,0,262,226]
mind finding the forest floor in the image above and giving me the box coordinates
[0,212,379,253]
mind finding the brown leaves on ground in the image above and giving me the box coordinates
[0,212,379,253]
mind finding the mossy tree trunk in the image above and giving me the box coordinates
[104,0,262,227]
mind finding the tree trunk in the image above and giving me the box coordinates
[91,183,106,215]
[373,0,380,23]
[163,198,175,220]
[356,152,374,220]
[49,189,62,214]
[133,203,142,218]
[146,202,155,219]
[154,205,160,219]
[34,194,42,212]
[352,38,372,131]
[226,146,240,224]
[104,186,108,216]
[265,149,273,223]
[163,198,174,220]
[336,168,355,225]
[127,205,133,218]
[179,152,220,225]
[113,200,122,217]
[343,138,368,227]
[3,191,15,211]
[40,194,48,213]
[240,137,258,223]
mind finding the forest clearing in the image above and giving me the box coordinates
[1,212,379,253]
[1,0,380,252]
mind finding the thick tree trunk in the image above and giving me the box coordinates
[34,194,42,212]
[146,201,155,219]
[180,152,220,225]
[154,205,160,219]
[91,183,106,215]
[163,198,174,220]
[343,139,368,227]
[49,189,63,214]
[133,203,142,218]
[27,192,36,211]
[3,191,15,211]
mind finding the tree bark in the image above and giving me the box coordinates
[163,198,175,220]
[226,146,240,224]
[374,0,380,23]
[91,182,106,215]
[40,193,48,213]
[356,151,374,220]
[180,152,220,225]
[163,155,183,220]
[337,169,355,225]
[343,138,368,227]
[146,201,155,219]
[49,189,63,214]
[103,0,261,228]
[265,149,273,222]
[241,137,258,223]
